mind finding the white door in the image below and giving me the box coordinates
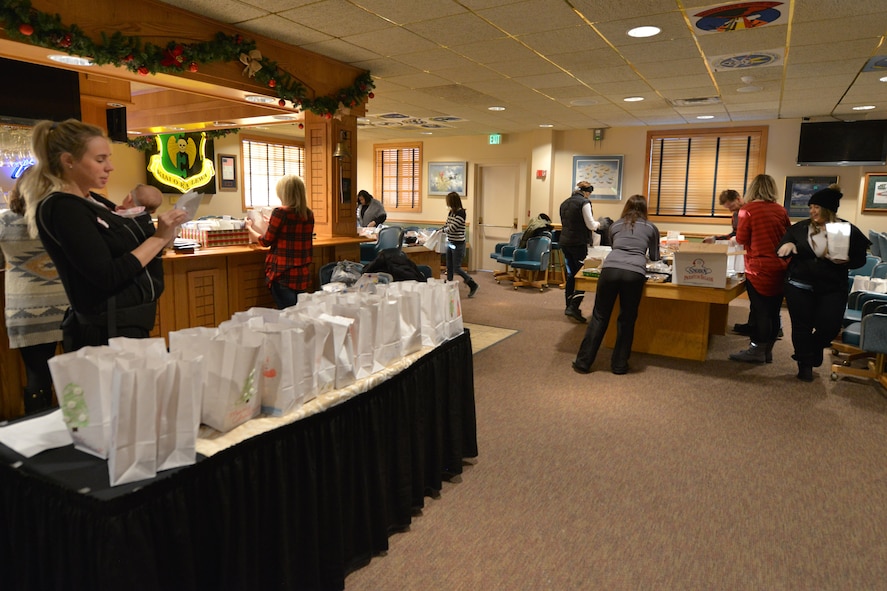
[475,163,521,273]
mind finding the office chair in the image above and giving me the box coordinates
[831,305,887,384]
[491,232,522,283]
[510,235,551,291]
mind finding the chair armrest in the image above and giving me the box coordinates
[501,245,517,257]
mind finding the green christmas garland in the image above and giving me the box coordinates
[0,0,375,117]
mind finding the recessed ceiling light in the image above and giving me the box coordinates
[488,106,506,111]
[213,121,238,126]
[271,115,297,121]
[627,26,661,38]
[623,96,644,102]
[696,115,715,120]
[539,124,554,128]
[853,105,876,111]
[420,132,433,135]
[737,85,762,93]
[49,54,93,66]
[245,95,278,104]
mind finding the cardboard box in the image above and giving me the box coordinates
[180,226,250,248]
[672,242,728,288]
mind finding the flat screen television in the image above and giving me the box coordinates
[796,120,887,166]
[0,57,81,123]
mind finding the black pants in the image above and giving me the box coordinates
[19,342,58,394]
[785,282,847,367]
[562,244,587,309]
[745,280,783,346]
[574,267,646,372]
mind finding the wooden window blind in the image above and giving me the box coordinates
[241,136,305,209]
[645,127,767,219]
[373,142,422,213]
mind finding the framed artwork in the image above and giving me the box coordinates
[863,173,887,213]
[218,154,237,191]
[572,155,623,200]
[428,161,467,196]
[783,176,838,218]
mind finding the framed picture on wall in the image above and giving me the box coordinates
[218,154,237,191]
[783,176,838,218]
[572,155,623,200]
[863,173,887,212]
[428,161,467,196]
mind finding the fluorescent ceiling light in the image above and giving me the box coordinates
[853,105,876,111]
[539,124,554,128]
[696,115,714,119]
[49,54,93,66]
[488,106,506,111]
[627,26,660,38]
[880,76,887,83]
[623,96,644,102]
[245,95,278,104]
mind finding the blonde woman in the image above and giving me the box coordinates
[22,119,187,350]
[246,175,315,308]
[730,173,791,364]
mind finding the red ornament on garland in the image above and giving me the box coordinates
[298,123,304,129]
[268,79,277,88]
[324,113,332,120]
[368,92,375,99]
[18,23,34,36]
[279,99,286,107]
[138,66,149,76]
[188,62,199,73]
[123,54,134,63]
[59,34,73,48]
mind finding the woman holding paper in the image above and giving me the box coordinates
[777,186,870,381]
[245,175,314,309]
[21,119,188,350]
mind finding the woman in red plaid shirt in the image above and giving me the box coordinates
[246,175,315,309]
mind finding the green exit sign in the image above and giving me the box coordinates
[489,133,502,145]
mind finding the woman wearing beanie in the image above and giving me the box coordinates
[777,185,871,381]
[730,174,791,364]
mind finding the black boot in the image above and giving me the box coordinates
[564,305,586,323]
[467,280,479,298]
[729,342,767,363]
[797,363,814,382]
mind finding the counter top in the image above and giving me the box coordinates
[162,235,368,259]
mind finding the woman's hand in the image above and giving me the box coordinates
[777,243,797,257]
[702,236,715,244]
[154,209,189,241]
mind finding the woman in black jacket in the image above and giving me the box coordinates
[776,186,870,381]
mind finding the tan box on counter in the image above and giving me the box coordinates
[672,242,728,288]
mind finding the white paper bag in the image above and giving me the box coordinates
[332,293,378,379]
[385,282,423,356]
[48,346,116,459]
[108,362,158,486]
[318,313,357,389]
[155,356,203,471]
[423,229,448,254]
[443,280,464,339]
[406,280,447,347]
[168,326,263,432]
[826,222,851,261]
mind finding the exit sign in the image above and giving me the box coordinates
[489,133,502,145]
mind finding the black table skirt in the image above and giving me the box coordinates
[0,330,477,591]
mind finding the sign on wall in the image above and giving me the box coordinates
[146,132,217,194]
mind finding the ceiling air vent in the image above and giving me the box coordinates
[670,97,721,106]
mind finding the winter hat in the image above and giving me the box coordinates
[808,187,842,213]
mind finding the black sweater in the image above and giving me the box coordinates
[778,218,870,294]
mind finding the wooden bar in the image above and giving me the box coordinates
[574,276,746,362]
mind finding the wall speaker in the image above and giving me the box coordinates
[106,106,128,143]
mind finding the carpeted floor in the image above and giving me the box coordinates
[346,272,887,591]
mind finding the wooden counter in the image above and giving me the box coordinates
[574,275,746,362]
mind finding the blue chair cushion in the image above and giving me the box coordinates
[842,322,861,347]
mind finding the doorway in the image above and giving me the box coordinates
[474,163,522,273]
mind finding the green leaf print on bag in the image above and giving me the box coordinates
[61,383,89,431]
[239,368,257,405]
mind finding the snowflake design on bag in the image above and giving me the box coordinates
[239,368,257,404]
[60,383,89,430]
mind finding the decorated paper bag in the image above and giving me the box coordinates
[287,312,337,395]
[48,346,116,459]
[826,222,851,261]
[107,361,158,486]
[443,280,464,339]
[155,355,204,471]
[168,326,263,432]
[318,313,357,389]
[423,228,448,254]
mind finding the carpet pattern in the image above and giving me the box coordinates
[346,272,887,591]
